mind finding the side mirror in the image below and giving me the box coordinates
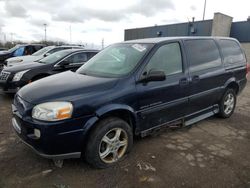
[59,60,71,67]
[44,53,51,57]
[139,70,166,83]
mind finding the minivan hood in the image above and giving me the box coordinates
[18,71,119,104]
[4,62,44,73]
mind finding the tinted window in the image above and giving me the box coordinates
[145,42,182,75]
[65,52,87,64]
[33,45,43,51]
[24,46,33,55]
[185,39,221,72]
[87,52,98,59]
[219,40,245,64]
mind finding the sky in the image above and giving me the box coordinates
[0,0,249,48]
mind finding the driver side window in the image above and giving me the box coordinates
[13,47,25,57]
[145,42,183,76]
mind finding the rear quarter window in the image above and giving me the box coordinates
[33,45,43,51]
[218,40,245,64]
[185,39,222,72]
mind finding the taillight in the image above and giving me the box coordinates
[247,63,250,78]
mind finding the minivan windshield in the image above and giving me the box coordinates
[32,46,54,56]
[77,43,153,77]
[38,50,73,64]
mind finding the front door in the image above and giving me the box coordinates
[56,52,88,72]
[136,42,189,132]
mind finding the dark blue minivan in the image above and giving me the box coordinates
[12,37,249,168]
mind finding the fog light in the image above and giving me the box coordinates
[34,129,41,138]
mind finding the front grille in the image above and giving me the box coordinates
[0,70,10,81]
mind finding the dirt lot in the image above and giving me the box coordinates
[0,82,250,188]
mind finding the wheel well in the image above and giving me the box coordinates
[86,110,136,139]
[81,110,136,156]
[226,82,239,95]
[99,110,136,131]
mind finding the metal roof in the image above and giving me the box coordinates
[122,36,236,44]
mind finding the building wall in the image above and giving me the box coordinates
[231,21,250,42]
[241,43,250,62]
[124,12,249,43]
[124,20,213,41]
[211,13,233,37]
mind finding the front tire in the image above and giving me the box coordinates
[218,89,236,118]
[85,117,133,168]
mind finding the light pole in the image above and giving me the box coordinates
[44,23,47,43]
[69,25,72,44]
[203,0,207,20]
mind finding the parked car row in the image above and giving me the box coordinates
[0,49,99,93]
[0,44,45,68]
[7,37,248,168]
[5,45,85,67]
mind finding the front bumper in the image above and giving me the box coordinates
[0,79,26,93]
[12,103,93,159]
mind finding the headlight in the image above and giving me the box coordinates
[32,102,73,121]
[12,70,29,81]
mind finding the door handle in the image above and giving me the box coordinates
[192,75,200,83]
[179,78,189,86]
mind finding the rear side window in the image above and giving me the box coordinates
[185,39,221,72]
[145,42,183,76]
[87,52,98,60]
[218,40,245,64]
[33,45,43,51]
[65,53,87,64]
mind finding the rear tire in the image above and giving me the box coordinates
[218,89,236,118]
[85,117,133,168]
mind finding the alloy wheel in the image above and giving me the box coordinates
[99,128,128,164]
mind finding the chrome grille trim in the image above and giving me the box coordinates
[0,70,10,81]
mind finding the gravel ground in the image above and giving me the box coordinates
[0,82,250,188]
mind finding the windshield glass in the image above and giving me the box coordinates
[32,46,54,56]
[38,50,73,64]
[8,45,22,53]
[77,43,152,77]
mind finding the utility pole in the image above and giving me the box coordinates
[203,0,207,20]
[3,33,6,44]
[44,23,47,43]
[69,25,72,44]
[10,33,13,44]
[101,38,104,49]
